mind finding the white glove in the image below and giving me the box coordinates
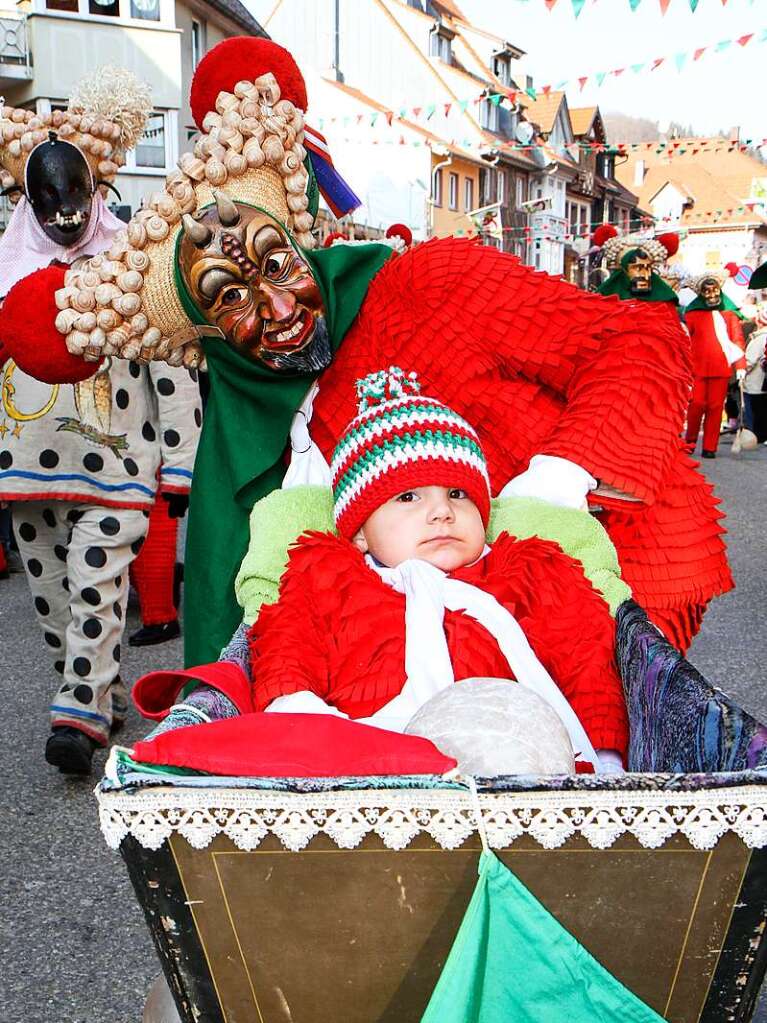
[500,454,597,510]
[596,749,625,774]
[736,368,747,382]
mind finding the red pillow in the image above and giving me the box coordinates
[132,714,458,778]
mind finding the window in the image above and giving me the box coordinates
[566,199,589,240]
[493,55,512,86]
[448,172,458,211]
[429,29,452,63]
[192,19,206,68]
[464,177,474,212]
[516,176,525,207]
[433,168,443,208]
[496,170,506,204]
[479,99,499,133]
[45,0,79,10]
[89,0,119,15]
[123,111,174,174]
[130,0,160,20]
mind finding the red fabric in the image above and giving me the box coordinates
[593,225,618,247]
[656,233,679,258]
[0,266,103,384]
[0,542,7,575]
[249,532,629,756]
[132,662,254,720]
[685,377,729,453]
[685,309,745,378]
[190,38,308,130]
[130,495,178,625]
[310,237,732,650]
[132,713,457,778]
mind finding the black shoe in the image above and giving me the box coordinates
[128,619,181,647]
[701,450,716,459]
[45,726,97,775]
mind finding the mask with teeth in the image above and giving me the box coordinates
[25,133,94,246]
[179,196,330,373]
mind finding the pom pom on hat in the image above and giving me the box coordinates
[725,261,740,277]
[0,265,102,384]
[592,224,618,248]
[656,233,679,258]
[386,223,413,247]
[331,367,491,540]
[323,231,348,248]
[190,37,308,131]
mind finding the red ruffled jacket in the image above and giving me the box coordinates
[248,531,629,757]
[308,238,733,651]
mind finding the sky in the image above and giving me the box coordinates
[459,0,765,143]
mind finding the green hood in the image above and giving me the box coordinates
[183,241,393,666]
[684,292,746,319]
[598,252,679,305]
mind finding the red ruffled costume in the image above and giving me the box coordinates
[249,531,629,756]
[304,238,731,651]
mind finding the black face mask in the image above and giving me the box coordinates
[25,134,93,246]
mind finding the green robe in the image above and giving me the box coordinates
[183,242,392,666]
[598,269,679,304]
[684,293,746,319]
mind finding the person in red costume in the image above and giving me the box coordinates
[250,369,628,773]
[684,273,746,458]
[0,36,732,657]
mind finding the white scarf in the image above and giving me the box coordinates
[282,381,332,488]
[366,554,600,770]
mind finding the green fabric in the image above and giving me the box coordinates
[598,266,679,305]
[420,851,664,1022]
[684,293,746,319]
[183,241,392,666]
[234,489,630,626]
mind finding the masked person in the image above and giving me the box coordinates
[0,37,733,660]
[595,227,681,310]
[683,273,746,458]
[0,71,202,773]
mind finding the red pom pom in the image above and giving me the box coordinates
[323,231,348,248]
[656,232,679,258]
[190,38,308,131]
[724,261,739,277]
[592,224,618,247]
[386,223,413,247]
[0,266,102,384]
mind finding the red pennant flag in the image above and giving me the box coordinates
[612,68,625,77]
[542,84,552,95]
[356,114,363,124]
[693,47,706,60]
[651,58,665,70]
[544,0,558,8]
[659,0,671,11]
[578,76,588,90]
[385,111,393,126]
[413,107,422,118]
[443,103,451,116]
[737,34,753,46]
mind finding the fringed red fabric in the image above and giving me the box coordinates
[249,531,628,756]
[311,237,730,649]
[130,496,178,625]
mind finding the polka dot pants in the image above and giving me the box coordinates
[11,501,149,745]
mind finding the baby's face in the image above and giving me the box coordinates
[354,485,486,572]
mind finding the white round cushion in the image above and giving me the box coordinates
[404,677,575,776]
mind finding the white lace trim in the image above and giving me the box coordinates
[96,784,767,854]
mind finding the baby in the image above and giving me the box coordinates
[248,367,628,772]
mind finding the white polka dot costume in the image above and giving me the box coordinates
[0,358,201,744]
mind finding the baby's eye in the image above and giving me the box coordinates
[448,488,468,499]
[395,491,417,503]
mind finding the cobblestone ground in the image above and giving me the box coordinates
[0,441,765,1022]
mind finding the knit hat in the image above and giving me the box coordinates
[331,366,491,539]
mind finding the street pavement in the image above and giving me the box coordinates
[1,440,766,1022]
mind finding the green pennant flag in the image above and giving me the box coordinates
[371,112,378,126]
[674,52,687,71]
[525,86,538,99]
[689,0,699,9]
[571,0,586,16]
[631,63,644,74]
[628,0,642,9]
[596,71,607,86]
[490,93,502,106]
[426,104,435,119]
[716,40,731,53]
[459,100,468,113]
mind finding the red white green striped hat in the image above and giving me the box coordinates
[331,366,491,539]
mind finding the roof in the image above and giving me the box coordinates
[569,106,598,138]
[521,91,565,135]
[431,0,467,21]
[203,0,266,35]
[615,141,767,227]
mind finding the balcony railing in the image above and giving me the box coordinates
[0,11,31,71]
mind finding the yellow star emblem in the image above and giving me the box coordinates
[11,422,23,439]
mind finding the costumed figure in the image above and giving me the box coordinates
[683,271,746,458]
[0,37,733,663]
[0,69,202,773]
[594,225,681,309]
